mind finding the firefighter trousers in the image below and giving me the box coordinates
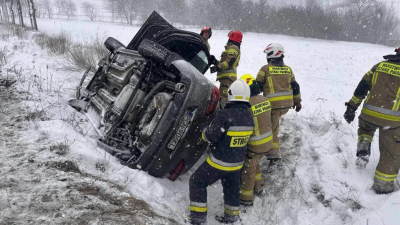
[240,152,266,205]
[189,161,241,222]
[219,77,236,108]
[358,119,400,193]
[265,108,289,159]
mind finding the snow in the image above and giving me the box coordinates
[1,17,400,225]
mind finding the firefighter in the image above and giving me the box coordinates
[200,26,212,51]
[209,30,243,108]
[254,43,302,173]
[344,47,400,194]
[188,79,254,224]
[239,74,273,206]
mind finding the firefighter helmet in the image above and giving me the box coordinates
[228,79,250,102]
[200,27,212,38]
[239,74,254,86]
[264,43,284,59]
[228,30,243,43]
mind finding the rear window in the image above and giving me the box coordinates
[161,39,208,73]
[189,50,208,74]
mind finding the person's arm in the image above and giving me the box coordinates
[344,65,376,123]
[255,66,267,94]
[217,46,239,70]
[290,71,301,104]
[202,111,229,144]
[347,66,375,109]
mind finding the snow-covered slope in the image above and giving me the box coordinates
[0,18,399,225]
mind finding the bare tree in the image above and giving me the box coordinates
[81,1,98,21]
[27,0,38,30]
[54,0,62,17]
[7,0,15,24]
[116,0,135,25]
[40,0,52,18]
[0,0,10,21]
[34,0,53,18]
[368,2,399,44]
[103,0,118,22]
[63,0,76,19]
[16,0,23,26]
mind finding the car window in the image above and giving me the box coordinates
[189,50,208,74]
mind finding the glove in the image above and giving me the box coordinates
[210,66,221,73]
[208,55,218,66]
[292,100,302,112]
[210,66,217,73]
[344,102,357,124]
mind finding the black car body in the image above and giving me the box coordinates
[69,11,219,180]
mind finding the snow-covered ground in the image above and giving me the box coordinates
[0,17,399,225]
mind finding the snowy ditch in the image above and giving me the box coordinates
[0,19,399,225]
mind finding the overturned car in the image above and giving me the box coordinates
[69,11,219,180]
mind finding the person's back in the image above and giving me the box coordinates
[188,79,254,225]
[257,62,296,109]
[239,74,273,206]
[355,60,400,128]
[254,43,302,171]
[208,30,243,108]
[344,47,400,194]
[207,101,254,165]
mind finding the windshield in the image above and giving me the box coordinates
[189,50,208,74]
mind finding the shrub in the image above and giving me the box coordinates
[63,36,109,72]
[34,32,71,55]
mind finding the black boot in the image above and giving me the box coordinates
[266,158,283,173]
[240,199,253,207]
[187,215,206,225]
[356,140,371,169]
[215,214,240,224]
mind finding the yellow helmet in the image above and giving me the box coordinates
[239,74,254,86]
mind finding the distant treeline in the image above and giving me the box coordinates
[1,0,398,45]
[105,0,399,46]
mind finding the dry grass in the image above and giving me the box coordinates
[0,23,30,39]
[0,46,14,67]
[33,31,108,72]
[34,32,72,55]
[62,36,109,72]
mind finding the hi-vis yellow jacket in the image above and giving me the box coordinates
[216,44,241,81]
[256,63,301,109]
[348,60,400,128]
[247,95,273,153]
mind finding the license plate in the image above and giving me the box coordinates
[167,111,193,150]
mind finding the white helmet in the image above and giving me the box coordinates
[228,79,250,102]
[264,43,284,59]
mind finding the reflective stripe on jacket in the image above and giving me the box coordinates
[256,63,300,109]
[247,95,273,153]
[202,103,254,170]
[216,44,241,81]
[348,61,400,128]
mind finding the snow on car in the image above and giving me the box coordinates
[68,11,219,181]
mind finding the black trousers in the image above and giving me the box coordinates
[189,161,241,220]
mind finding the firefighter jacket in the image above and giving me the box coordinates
[202,37,210,51]
[202,103,254,171]
[216,44,241,81]
[248,95,273,153]
[256,62,301,109]
[348,60,400,128]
